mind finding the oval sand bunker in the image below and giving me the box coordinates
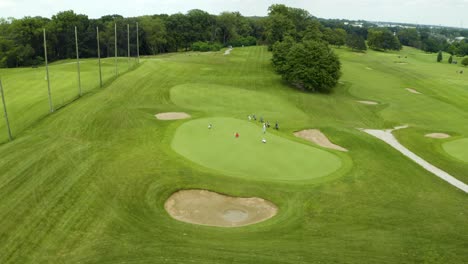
[165,190,278,227]
[357,100,379,105]
[155,112,191,120]
[425,133,451,139]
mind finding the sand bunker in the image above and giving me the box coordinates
[406,88,421,94]
[425,133,451,139]
[165,190,278,227]
[294,129,348,152]
[357,100,378,105]
[155,112,191,120]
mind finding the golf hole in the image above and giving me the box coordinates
[164,189,278,227]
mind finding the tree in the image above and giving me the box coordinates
[302,20,323,42]
[271,36,295,74]
[462,57,468,67]
[448,55,453,64]
[273,40,341,93]
[139,16,167,55]
[397,28,421,48]
[166,13,191,51]
[346,33,367,51]
[265,13,295,48]
[367,28,401,51]
[437,51,443,62]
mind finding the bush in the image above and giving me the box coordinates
[191,42,223,52]
[462,57,468,67]
[228,36,257,47]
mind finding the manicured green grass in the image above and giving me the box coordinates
[0,57,137,143]
[0,47,466,264]
[172,117,342,182]
[443,138,468,162]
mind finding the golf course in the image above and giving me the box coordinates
[0,45,467,263]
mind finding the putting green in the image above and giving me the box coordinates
[171,117,342,182]
[443,138,468,162]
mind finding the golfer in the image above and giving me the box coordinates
[263,123,266,134]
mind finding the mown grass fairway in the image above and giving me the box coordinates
[172,117,342,182]
[0,47,467,263]
[0,57,136,143]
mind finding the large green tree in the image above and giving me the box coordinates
[273,40,341,93]
[397,28,421,48]
[367,28,401,51]
[139,16,167,55]
[346,33,367,51]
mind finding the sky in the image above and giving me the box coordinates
[0,0,467,28]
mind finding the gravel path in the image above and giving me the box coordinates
[224,48,233,55]
[362,127,468,193]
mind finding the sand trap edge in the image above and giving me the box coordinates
[425,133,451,139]
[294,129,348,152]
[155,112,191,120]
[357,100,379,105]
[164,189,278,227]
[406,88,421,94]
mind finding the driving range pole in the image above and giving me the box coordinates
[75,26,82,97]
[0,79,13,141]
[97,26,102,88]
[43,28,53,113]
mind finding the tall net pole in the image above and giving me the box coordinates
[127,24,130,69]
[0,79,13,141]
[136,22,140,64]
[75,26,82,97]
[97,26,103,88]
[43,28,53,113]
[114,23,118,77]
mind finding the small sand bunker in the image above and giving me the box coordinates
[425,133,451,139]
[155,112,191,120]
[165,190,278,227]
[406,88,421,94]
[294,129,348,152]
[357,100,378,105]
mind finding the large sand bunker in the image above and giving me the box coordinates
[294,129,348,152]
[165,190,278,227]
[425,133,451,139]
[406,88,421,94]
[357,100,379,105]
[155,112,191,120]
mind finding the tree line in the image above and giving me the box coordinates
[1,6,468,69]
[0,10,267,68]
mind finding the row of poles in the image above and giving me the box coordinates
[0,23,141,142]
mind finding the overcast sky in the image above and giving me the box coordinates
[0,0,467,28]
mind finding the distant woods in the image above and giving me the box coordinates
[0,5,468,68]
[0,10,264,68]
